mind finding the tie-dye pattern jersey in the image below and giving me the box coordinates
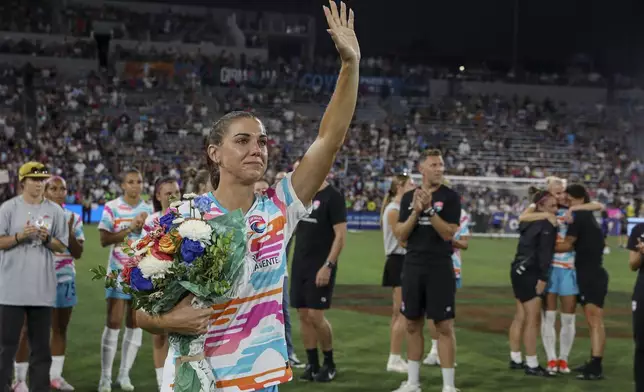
[161,173,310,392]
[98,197,153,272]
[452,209,470,280]
[54,209,84,281]
[553,208,575,269]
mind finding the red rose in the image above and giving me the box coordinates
[150,241,174,262]
[121,265,133,284]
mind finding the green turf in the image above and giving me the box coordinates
[61,228,637,392]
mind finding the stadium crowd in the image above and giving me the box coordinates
[0,0,643,221]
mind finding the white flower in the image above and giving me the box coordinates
[138,255,172,279]
[177,219,212,242]
[170,200,184,208]
[173,217,185,224]
[183,193,198,200]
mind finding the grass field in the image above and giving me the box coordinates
[62,228,636,392]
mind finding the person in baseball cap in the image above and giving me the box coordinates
[18,162,50,182]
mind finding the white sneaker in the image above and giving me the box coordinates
[117,376,134,391]
[392,381,422,392]
[423,352,440,366]
[442,387,461,392]
[97,378,111,392]
[12,381,29,392]
[51,377,75,391]
[386,357,408,373]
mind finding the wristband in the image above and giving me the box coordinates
[424,207,437,217]
[325,261,336,269]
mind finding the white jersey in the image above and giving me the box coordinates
[452,209,470,279]
[382,202,405,256]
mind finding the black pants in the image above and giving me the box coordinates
[82,206,91,224]
[0,305,52,392]
[634,298,644,392]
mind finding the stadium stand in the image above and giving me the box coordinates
[0,0,642,231]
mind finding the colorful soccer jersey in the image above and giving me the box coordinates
[452,209,470,279]
[54,209,84,281]
[161,173,309,392]
[553,208,575,269]
[98,197,153,273]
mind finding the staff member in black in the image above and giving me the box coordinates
[510,190,558,377]
[556,184,608,381]
[290,163,347,383]
[627,221,644,391]
[394,149,461,392]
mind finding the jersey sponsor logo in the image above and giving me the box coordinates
[253,256,280,271]
[433,201,443,212]
[248,215,267,234]
[312,200,321,210]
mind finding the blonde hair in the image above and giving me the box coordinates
[380,174,410,224]
[546,176,566,190]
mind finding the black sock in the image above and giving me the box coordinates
[323,349,335,367]
[306,348,320,370]
[589,356,603,372]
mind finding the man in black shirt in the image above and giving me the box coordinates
[627,222,644,392]
[290,167,347,383]
[556,184,608,381]
[395,149,461,392]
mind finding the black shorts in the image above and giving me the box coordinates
[382,254,404,287]
[510,266,540,303]
[577,267,609,308]
[290,267,338,310]
[401,262,455,322]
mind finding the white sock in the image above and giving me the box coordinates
[441,367,455,388]
[388,353,402,363]
[430,339,438,355]
[101,327,120,380]
[526,355,539,368]
[541,310,557,361]
[407,360,420,386]
[118,328,143,379]
[559,313,576,361]
[50,355,65,379]
[510,351,522,364]
[14,362,28,382]
[155,367,164,390]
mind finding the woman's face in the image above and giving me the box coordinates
[22,178,46,199]
[541,195,559,214]
[209,117,268,186]
[402,178,416,194]
[156,181,180,211]
[45,179,67,206]
[549,183,566,205]
[122,173,143,199]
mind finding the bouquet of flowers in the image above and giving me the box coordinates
[91,194,247,392]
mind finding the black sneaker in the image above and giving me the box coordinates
[299,364,318,381]
[576,369,604,381]
[313,364,337,382]
[509,360,525,370]
[525,365,556,377]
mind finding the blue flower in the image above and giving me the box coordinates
[159,213,175,233]
[193,196,212,215]
[181,239,205,264]
[130,267,154,291]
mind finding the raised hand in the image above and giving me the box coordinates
[323,1,360,64]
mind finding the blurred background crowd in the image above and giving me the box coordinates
[0,0,643,225]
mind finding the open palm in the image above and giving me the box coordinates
[323,1,361,63]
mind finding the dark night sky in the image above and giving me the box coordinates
[138,0,644,74]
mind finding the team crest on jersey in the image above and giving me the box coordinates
[433,201,443,212]
[249,215,267,234]
[312,200,321,210]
